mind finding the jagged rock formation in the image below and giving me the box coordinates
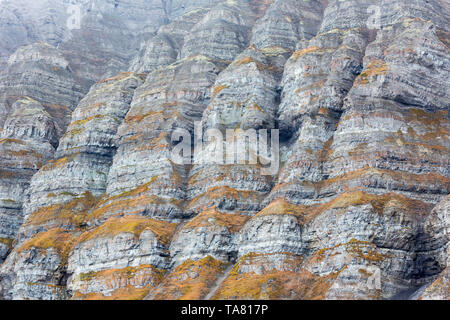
[0,42,85,264]
[0,0,448,300]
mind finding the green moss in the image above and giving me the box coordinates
[0,237,14,248]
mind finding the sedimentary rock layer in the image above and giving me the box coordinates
[0,0,448,300]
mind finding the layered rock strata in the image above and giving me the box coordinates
[0,0,448,300]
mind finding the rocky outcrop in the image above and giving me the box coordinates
[0,72,144,299]
[0,42,85,263]
[0,0,448,300]
[0,42,85,128]
[0,98,60,262]
[420,196,449,300]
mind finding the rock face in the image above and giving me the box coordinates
[0,0,68,71]
[0,42,86,128]
[0,98,60,263]
[0,0,449,300]
[0,41,85,264]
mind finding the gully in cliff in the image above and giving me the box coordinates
[171,122,280,176]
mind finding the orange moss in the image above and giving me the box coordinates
[352,107,447,151]
[0,237,14,248]
[316,167,450,195]
[248,0,275,18]
[248,102,263,112]
[420,267,449,298]
[26,191,96,228]
[382,122,449,151]
[186,186,262,211]
[308,246,333,264]
[43,104,72,118]
[70,114,106,127]
[345,239,386,262]
[88,176,184,222]
[214,268,339,300]
[74,286,150,300]
[153,256,227,300]
[74,264,166,299]
[314,191,430,217]
[259,189,431,226]
[42,153,81,171]
[5,149,43,158]
[190,164,271,186]
[236,252,304,274]
[295,79,327,93]
[89,193,183,223]
[348,143,369,156]
[98,177,158,204]
[256,199,308,218]
[134,133,171,152]
[79,264,165,282]
[64,128,85,137]
[318,137,334,162]
[317,107,329,116]
[213,84,228,97]
[19,228,75,263]
[292,46,321,59]
[79,216,177,246]
[125,104,179,123]
[407,108,448,132]
[259,46,291,57]
[96,72,135,84]
[436,29,450,48]
[386,133,449,152]
[234,56,278,73]
[184,208,250,233]
[0,138,25,145]
[307,238,390,267]
[356,59,388,84]
[0,169,18,178]
[235,56,256,66]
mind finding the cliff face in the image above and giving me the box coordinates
[0,0,448,300]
